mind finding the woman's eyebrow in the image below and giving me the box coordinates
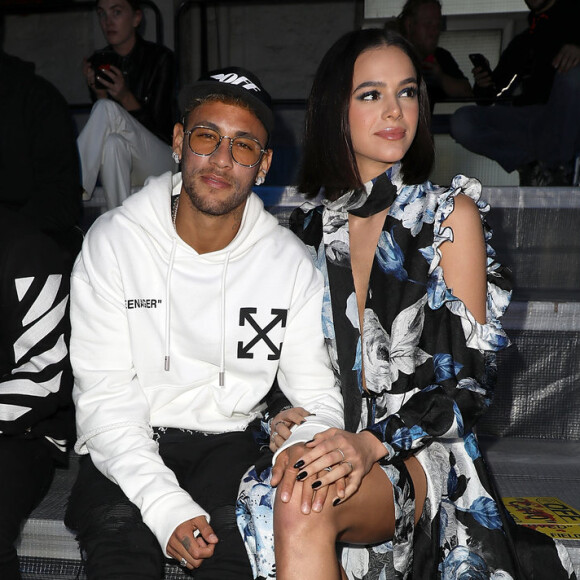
[353,77,418,93]
[353,80,385,92]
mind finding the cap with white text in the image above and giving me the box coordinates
[179,66,274,136]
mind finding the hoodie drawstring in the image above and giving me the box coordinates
[163,236,230,387]
[164,237,177,371]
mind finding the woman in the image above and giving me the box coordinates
[78,0,176,211]
[237,29,576,579]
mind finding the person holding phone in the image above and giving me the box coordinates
[450,0,580,186]
[78,0,177,211]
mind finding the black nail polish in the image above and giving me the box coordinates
[333,498,341,506]
[293,459,305,469]
[311,480,321,489]
[296,471,308,481]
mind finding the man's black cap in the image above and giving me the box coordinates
[179,66,274,135]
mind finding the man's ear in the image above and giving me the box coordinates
[172,122,184,161]
[258,148,273,177]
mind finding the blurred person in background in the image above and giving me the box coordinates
[395,0,472,111]
[450,0,580,186]
[78,0,177,210]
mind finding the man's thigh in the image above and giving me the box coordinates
[159,429,261,579]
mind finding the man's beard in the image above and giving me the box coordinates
[182,168,253,217]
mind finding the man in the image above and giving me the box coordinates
[450,0,580,186]
[0,208,73,580]
[397,0,472,111]
[64,66,344,579]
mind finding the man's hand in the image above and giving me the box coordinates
[166,516,219,570]
[269,407,311,452]
[472,64,494,90]
[553,44,580,74]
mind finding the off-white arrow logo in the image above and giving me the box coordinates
[237,308,287,360]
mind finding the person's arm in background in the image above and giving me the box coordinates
[473,33,527,105]
[0,212,73,439]
[426,48,473,99]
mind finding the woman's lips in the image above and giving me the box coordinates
[376,128,406,140]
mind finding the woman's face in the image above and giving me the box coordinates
[348,45,419,183]
[96,0,141,52]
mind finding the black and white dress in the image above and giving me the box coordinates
[237,165,576,580]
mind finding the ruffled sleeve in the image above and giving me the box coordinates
[427,174,512,352]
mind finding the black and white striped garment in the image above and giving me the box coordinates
[0,209,74,460]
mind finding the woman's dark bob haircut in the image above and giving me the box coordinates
[299,28,434,200]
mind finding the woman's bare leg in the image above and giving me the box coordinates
[274,457,426,580]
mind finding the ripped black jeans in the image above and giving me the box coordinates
[65,428,260,580]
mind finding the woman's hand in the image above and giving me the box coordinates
[291,429,387,505]
[268,407,311,452]
[271,442,346,514]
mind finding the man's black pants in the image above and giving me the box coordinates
[65,428,261,580]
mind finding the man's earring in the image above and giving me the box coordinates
[255,175,264,186]
[172,152,180,164]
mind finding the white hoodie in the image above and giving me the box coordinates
[70,172,344,555]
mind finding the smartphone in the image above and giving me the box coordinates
[469,53,492,75]
[90,51,122,89]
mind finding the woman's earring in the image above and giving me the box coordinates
[172,152,180,164]
[255,175,264,186]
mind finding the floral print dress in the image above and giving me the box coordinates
[237,165,576,580]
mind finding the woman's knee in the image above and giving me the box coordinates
[90,98,123,119]
[274,488,338,540]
